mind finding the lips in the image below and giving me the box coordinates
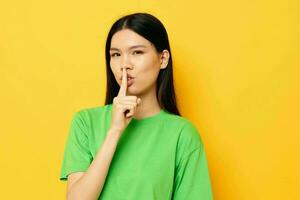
[121,74,134,80]
[127,77,134,87]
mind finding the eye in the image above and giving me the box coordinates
[133,50,143,55]
[110,53,120,57]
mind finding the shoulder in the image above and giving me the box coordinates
[74,104,112,120]
[68,104,112,131]
[165,113,202,148]
[167,115,206,167]
[164,113,204,155]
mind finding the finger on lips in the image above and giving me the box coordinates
[116,68,141,117]
[117,68,127,97]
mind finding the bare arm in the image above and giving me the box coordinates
[66,128,122,200]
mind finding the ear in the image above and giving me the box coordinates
[160,50,170,69]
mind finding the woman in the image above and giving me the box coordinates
[60,12,213,199]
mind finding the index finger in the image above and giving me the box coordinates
[117,68,127,97]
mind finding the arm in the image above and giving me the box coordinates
[66,128,122,200]
[172,146,213,200]
[172,121,213,199]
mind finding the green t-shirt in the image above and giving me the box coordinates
[59,104,213,199]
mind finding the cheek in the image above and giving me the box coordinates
[110,60,119,72]
[137,65,160,85]
[110,60,116,71]
[110,66,120,82]
[136,55,160,73]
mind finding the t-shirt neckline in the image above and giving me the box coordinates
[131,109,165,122]
[108,104,165,124]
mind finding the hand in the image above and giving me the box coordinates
[110,68,141,133]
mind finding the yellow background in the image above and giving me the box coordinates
[1,0,299,199]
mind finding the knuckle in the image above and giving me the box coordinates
[127,96,137,100]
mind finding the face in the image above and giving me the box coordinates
[109,29,169,96]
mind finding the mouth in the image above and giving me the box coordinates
[127,77,134,87]
[121,75,134,80]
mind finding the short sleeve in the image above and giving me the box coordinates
[59,111,93,181]
[172,122,214,199]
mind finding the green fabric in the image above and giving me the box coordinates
[59,104,213,199]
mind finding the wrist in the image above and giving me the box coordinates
[108,127,122,137]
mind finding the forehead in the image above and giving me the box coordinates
[110,29,152,50]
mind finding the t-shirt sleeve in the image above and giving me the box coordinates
[59,111,93,181]
[172,121,214,199]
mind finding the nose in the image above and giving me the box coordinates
[120,54,133,72]
[121,65,132,71]
[120,65,133,80]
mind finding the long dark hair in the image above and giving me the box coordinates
[104,12,181,116]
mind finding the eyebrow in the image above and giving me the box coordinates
[110,45,147,51]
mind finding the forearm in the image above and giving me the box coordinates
[67,128,122,200]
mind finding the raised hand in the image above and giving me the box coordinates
[110,68,141,133]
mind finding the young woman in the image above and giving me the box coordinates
[60,12,213,200]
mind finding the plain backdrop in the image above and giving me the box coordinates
[0,0,299,199]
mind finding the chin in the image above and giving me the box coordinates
[126,87,137,94]
[128,86,144,96]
